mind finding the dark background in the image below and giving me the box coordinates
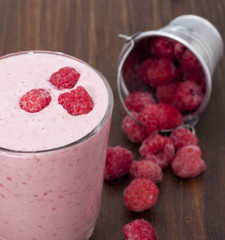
[0,1,225,239]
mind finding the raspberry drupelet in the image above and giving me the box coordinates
[171,80,203,113]
[123,219,157,240]
[20,88,51,113]
[124,91,156,113]
[49,66,80,90]
[170,127,199,151]
[58,86,94,116]
[139,104,166,134]
[104,146,134,180]
[171,145,206,178]
[158,102,183,129]
[123,178,159,212]
[139,57,177,87]
[139,133,175,169]
[150,36,185,61]
[129,160,163,183]
[122,112,148,144]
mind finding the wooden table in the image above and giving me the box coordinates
[0,1,225,239]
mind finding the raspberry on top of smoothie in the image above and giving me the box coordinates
[0,52,108,151]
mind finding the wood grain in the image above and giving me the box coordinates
[0,0,225,239]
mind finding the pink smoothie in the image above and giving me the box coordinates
[0,51,113,240]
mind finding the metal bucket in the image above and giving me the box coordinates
[117,15,223,128]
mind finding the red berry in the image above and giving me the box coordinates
[156,82,177,105]
[171,80,203,112]
[150,37,186,61]
[170,127,199,151]
[158,103,183,129]
[139,134,175,169]
[171,145,206,178]
[122,112,148,144]
[172,39,186,60]
[179,49,201,74]
[130,160,163,183]
[150,37,174,59]
[124,91,155,113]
[182,70,206,92]
[123,178,159,212]
[123,219,157,240]
[49,67,80,90]
[139,104,166,134]
[139,57,177,87]
[20,88,51,113]
[104,146,134,180]
[58,86,94,116]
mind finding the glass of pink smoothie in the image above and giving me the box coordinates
[0,51,113,240]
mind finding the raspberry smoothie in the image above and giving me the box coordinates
[0,51,113,240]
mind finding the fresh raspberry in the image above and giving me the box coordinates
[123,178,159,212]
[139,57,177,87]
[122,112,148,144]
[171,80,203,112]
[129,160,163,183]
[124,91,155,113]
[179,49,201,74]
[49,67,80,90]
[156,82,177,105]
[170,127,199,151]
[182,70,206,92]
[58,86,94,116]
[158,102,183,129]
[171,145,206,178]
[139,104,166,134]
[172,39,186,60]
[150,37,174,59]
[139,134,175,169]
[150,37,185,60]
[104,146,134,180]
[123,219,157,240]
[20,88,51,113]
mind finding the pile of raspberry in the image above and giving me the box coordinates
[105,128,206,239]
[105,37,207,239]
[20,67,94,116]
[122,36,206,143]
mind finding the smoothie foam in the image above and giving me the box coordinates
[0,51,113,240]
[0,51,109,151]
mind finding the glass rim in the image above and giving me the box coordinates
[0,50,114,154]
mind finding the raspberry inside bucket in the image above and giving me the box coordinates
[119,36,206,132]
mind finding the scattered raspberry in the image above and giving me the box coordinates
[122,112,148,143]
[124,91,155,113]
[156,82,177,105]
[123,178,159,212]
[150,37,185,60]
[49,67,80,90]
[104,146,134,180]
[20,88,51,113]
[171,80,203,112]
[158,102,183,129]
[170,127,199,151]
[139,104,166,134]
[130,160,163,183]
[171,145,206,178]
[139,134,175,169]
[139,57,177,87]
[179,49,201,74]
[58,86,94,116]
[123,219,157,240]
